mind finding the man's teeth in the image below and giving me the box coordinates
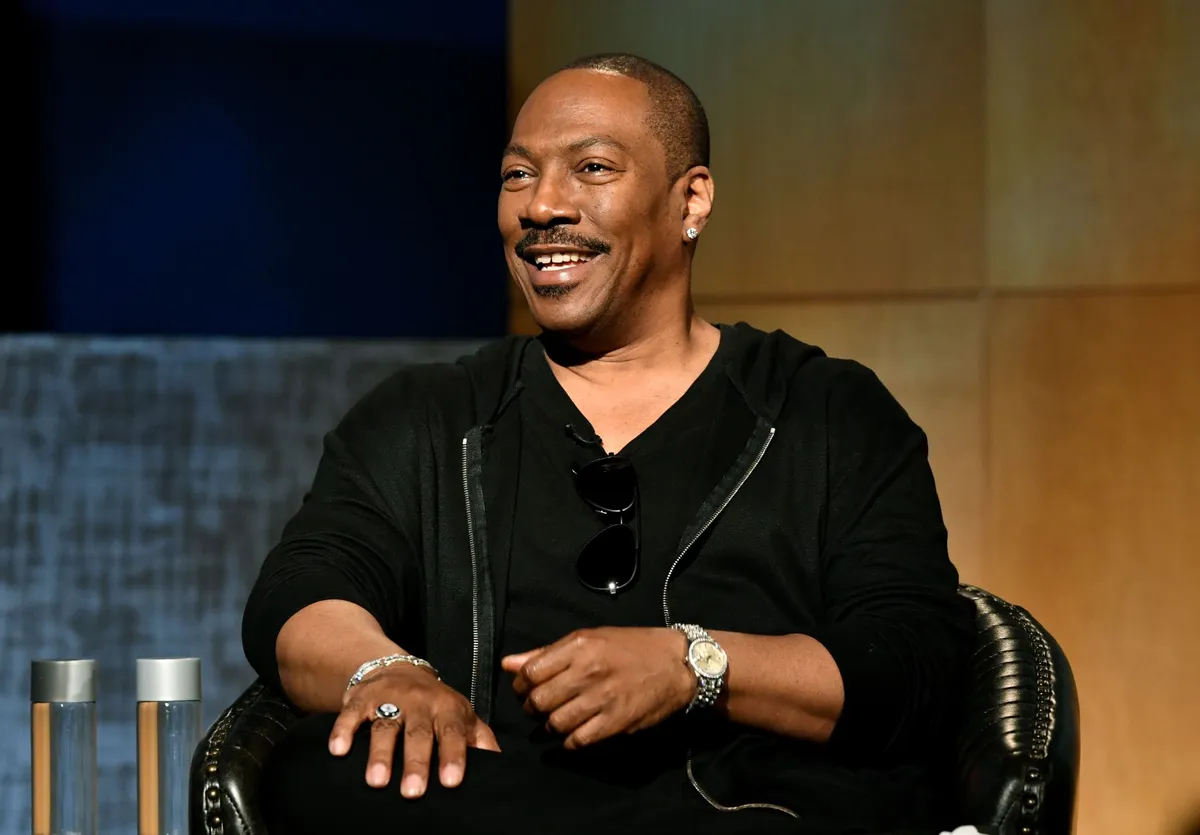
[533,252,594,270]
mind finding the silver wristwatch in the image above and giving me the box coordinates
[672,624,728,712]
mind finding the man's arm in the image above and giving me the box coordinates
[241,380,499,797]
[240,406,418,708]
[805,362,973,759]
[503,628,843,748]
[701,364,971,755]
[705,631,843,741]
[273,599,408,714]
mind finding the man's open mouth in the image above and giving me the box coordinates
[520,248,600,272]
[531,252,596,271]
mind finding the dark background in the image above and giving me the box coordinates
[4,2,507,830]
[11,0,509,338]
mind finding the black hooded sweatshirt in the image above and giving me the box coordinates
[242,321,975,832]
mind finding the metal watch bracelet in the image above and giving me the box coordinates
[673,623,724,712]
[346,654,440,690]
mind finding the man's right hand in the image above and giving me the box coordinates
[327,665,500,798]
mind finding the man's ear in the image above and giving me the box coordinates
[681,166,714,241]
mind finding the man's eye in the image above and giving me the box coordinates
[582,163,611,174]
[503,170,530,182]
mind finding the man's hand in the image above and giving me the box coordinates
[500,627,695,750]
[328,665,500,798]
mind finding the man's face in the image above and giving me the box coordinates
[499,70,680,336]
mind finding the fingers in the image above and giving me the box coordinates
[506,630,586,688]
[546,694,604,742]
[524,671,583,717]
[519,636,576,685]
[511,671,531,699]
[563,710,612,751]
[511,668,537,699]
[503,648,546,698]
[500,649,541,673]
[435,714,469,788]
[365,717,402,787]
[469,719,502,753]
[400,709,436,799]
[328,706,365,757]
[332,675,497,797]
[506,630,608,700]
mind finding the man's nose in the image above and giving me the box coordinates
[520,174,581,228]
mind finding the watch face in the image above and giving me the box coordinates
[689,639,728,678]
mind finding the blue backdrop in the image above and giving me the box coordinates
[28,0,509,338]
[8,5,510,833]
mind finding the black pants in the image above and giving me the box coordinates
[260,714,943,834]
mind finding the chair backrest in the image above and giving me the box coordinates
[955,584,1081,835]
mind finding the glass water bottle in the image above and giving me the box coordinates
[30,658,98,835]
[136,658,203,835]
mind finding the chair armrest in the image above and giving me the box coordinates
[189,679,303,835]
[955,585,1081,835]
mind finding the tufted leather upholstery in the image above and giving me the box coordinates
[190,585,1080,834]
[189,677,303,834]
[953,585,1080,835]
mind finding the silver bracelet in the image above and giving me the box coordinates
[346,654,440,690]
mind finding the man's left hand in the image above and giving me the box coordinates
[500,627,696,750]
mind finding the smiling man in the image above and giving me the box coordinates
[245,54,975,834]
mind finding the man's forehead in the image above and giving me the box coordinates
[510,70,649,144]
[526,68,648,110]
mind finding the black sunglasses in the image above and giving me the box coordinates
[572,454,639,595]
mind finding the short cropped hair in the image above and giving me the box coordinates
[560,52,710,183]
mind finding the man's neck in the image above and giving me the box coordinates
[541,313,720,390]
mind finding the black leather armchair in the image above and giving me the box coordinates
[190,585,1080,835]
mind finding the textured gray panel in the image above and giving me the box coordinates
[0,335,484,834]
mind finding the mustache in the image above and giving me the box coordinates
[514,229,611,260]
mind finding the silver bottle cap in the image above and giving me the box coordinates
[136,657,202,702]
[30,659,97,703]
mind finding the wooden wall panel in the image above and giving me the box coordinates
[987,292,1200,835]
[508,3,1200,830]
[987,0,1200,289]
[697,300,985,584]
[508,0,984,301]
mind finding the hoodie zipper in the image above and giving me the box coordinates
[662,426,776,624]
[662,425,798,820]
[462,436,481,710]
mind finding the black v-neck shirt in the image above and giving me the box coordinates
[492,330,741,753]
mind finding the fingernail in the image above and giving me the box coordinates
[368,764,388,787]
[442,763,463,787]
[329,738,347,756]
[402,775,425,798]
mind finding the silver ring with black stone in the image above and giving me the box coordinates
[373,702,402,722]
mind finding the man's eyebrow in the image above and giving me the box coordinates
[565,135,631,155]
[502,143,535,161]
[501,135,631,161]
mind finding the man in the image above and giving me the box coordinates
[244,53,975,834]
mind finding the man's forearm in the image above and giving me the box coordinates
[708,631,845,743]
[275,599,408,713]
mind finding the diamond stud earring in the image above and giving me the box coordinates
[686,227,699,240]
